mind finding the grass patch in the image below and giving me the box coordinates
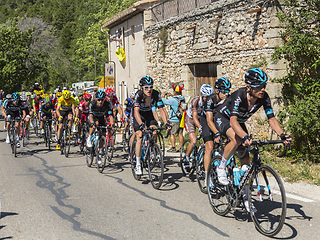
[260,148,320,186]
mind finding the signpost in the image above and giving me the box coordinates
[100,61,116,90]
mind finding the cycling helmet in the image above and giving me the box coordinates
[83,92,92,100]
[56,92,62,97]
[130,91,135,98]
[12,92,20,100]
[200,84,214,96]
[63,90,71,99]
[34,90,41,95]
[139,76,153,86]
[245,68,268,87]
[26,92,31,96]
[43,97,51,104]
[215,78,231,91]
[78,92,84,97]
[6,94,12,99]
[53,89,58,94]
[96,90,106,99]
[105,88,114,96]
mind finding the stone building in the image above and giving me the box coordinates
[102,0,288,139]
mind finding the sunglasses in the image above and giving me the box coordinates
[143,85,153,90]
[85,99,90,102]
[97,98,104,102]
[219,89,230,94]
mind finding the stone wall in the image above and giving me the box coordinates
[144,0,287,139]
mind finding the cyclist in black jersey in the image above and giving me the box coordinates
[86,90,114,149]
[39,98,54,137]
[214,68,292,212]
[132,76,171,175]
[202,78,231,187]
[3,92,26,147]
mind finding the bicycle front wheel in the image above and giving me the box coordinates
[248,164,287,237]
[97,136,108,173]
[130,138,141,180]
[147,143,164,189]
[64,129,71,157]
[207,155,231,216]
[157,132,165,158]
[180,139,195,177]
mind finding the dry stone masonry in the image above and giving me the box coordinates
[144,0,288,139]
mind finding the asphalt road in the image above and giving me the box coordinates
[0,119,319,240]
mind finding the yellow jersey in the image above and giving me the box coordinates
[57,96,78,111]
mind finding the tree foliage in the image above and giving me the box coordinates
[272,0,320,159]
[0,0,139,92]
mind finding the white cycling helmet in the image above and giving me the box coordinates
[130,91,135,98]
[200,84,214,96]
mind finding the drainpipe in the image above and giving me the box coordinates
[119,82,123,105]
[124,82,128,101]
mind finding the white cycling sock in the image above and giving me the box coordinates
[205,171,207,182]
[219,156,227,169]
[186,156,189,162]
[136,157,141,166]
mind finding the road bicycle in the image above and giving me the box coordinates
[32,114,39,137]
[207,138,290,236]
[8,118,21,157]
[156,128,165,158]
[130,127,165,189]
[60,119,72,157]
[42,118,53,150]
[20,119,29,147]
[85,125,111,173]
[79,121,89,153]
[106,124,116,160]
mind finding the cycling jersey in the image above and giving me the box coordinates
[40,103,54,115]
[79,100,90,115]
[186,96,205,118]
[133,89,164,112]
[57,96,78,111]
[219,87,274,122]
[204,94,225,116]
[123,98,133,116]
[22,101,31,116]
[33,97,43,111]
[89,100,113,117]
[5,100,24,113]
[200,93,226,143]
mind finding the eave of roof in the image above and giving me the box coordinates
[101,0,161,30]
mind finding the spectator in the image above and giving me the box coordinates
[162,84,185,152]
[0,90,3,108]
[92,86,98,100]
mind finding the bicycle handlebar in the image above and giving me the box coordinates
[236,139,292,159]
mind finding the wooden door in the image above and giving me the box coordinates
[194,63,218,94]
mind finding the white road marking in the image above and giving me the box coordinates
[273,190,315,203]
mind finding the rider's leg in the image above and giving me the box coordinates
[186,132,197,159]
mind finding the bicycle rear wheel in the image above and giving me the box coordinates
[107,131,114,160]
[33,117,39,136]
[47,124,51,150]
[97,136,108,173]
[180,139,195,177]
[64,129,71,157]
[207,155,231,216]
[196,147,206,193]
[248,164,287,237]
[147,143,164,189]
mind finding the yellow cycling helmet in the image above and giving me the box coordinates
[63,90,71,99]
[56,92,62,97]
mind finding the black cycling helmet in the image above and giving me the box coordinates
[96,90,106,99]
[12,92,20,100]
[139,76,153,86]
[215,77,231,91]
[245,68,268,87]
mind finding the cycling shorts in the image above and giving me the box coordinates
[185,115,196,134]
[214,112,248,137]
[131,111,157,132]
[199,115,214,143]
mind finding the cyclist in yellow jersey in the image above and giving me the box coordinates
[55,90,79,150]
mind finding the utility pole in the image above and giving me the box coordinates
[94,48,97,79]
